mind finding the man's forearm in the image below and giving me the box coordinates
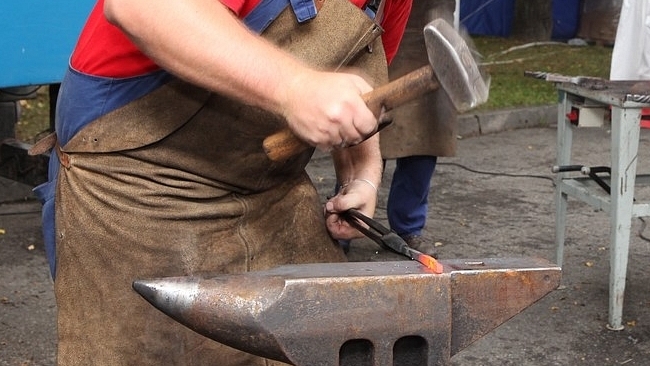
[104,0,380,152]
[103,0,306,115]
[332,135,383,189]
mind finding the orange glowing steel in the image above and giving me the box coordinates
[416,254,444,274]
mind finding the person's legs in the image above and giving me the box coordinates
[387,155,437,254]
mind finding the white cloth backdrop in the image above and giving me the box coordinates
[610,0,650,80]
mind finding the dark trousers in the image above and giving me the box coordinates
[387,155,437,237]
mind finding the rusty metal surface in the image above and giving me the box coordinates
[445,258,561,355]
[133,257,560,366]
[526,71,650,107]
[557,80,650,108]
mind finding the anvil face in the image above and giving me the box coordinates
[133,257,560,366]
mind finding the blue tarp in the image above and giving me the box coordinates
[551,0,581,39]
[460,0,581,39]
[460,0,515,37]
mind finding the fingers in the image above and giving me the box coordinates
[282,71,379,151]
[324,179,378,240]
[324,211,363,240]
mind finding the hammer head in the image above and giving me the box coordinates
[425,19,490,112]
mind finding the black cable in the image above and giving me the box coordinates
[437,161,556,184]
[638,217,650,243]
[438,161,650,243]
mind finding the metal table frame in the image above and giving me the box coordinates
[555,81,650,330]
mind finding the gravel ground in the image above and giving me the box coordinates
[2,126,650,365]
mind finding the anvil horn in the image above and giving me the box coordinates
[133,257,560,366]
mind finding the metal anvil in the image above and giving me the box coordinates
[134,257,560,366]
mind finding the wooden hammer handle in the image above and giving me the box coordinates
[263,65,439,161]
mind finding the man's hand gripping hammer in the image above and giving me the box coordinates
[263,18,490,161]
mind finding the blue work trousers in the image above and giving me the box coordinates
[387,155,437,237]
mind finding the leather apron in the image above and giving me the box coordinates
[380,0,458,159]
[53,0,388,364]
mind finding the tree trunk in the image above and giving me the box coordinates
[577,0,622,45]
[511,0,552,40]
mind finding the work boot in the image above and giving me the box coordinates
[402,235,438,258]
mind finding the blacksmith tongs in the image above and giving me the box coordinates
[342,209,443,273]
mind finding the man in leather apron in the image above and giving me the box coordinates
[33,0,413,364]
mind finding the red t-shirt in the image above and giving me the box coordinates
[71,0,411,77]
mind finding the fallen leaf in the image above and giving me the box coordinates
[584,261,593,267]
[0,228,5,235]
[27,244,35,251]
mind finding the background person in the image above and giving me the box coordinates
[380,0,459,256]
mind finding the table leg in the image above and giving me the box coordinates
[555,91,573,266]
[607,106,642,330]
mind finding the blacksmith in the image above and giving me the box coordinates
[34,0,413,364]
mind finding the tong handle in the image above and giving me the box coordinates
[341,209,391,250]
[342,209,444,273]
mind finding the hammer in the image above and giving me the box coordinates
[263,18,490,161]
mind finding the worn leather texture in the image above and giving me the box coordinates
[379,0,458,159]
[53,0,388,364]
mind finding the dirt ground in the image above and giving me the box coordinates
[2,126,650,365]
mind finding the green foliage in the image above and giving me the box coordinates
[16,88,50,142]
[472,37,613,110]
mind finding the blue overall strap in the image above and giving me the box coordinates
[244,0,318,34]
[290,0,318,22]
[364,0,383,22]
